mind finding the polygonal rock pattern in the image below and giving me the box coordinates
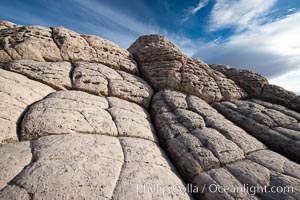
[19,90,117,140]
[72,62,153,108]
[0,69,54,144]
[192,152,300,200]
[52,26,139,75]
[19,90,157,142]
[0,141,32,189]
[151,89,265,177]
[128,35,247,103]
[260,84,299,111]
[209,64,300,112]
[0,25,63,62]
[2,134,124,199]
[151,89,300,199]
[213,99,300,163]
[209,64,269,97]
[1,88,190,199]
[0,23,138,75]
[5,60,72,90]
[113,137,191,199]
[81,34,138,74]
[1,20,300,200]
[3,59,152,108]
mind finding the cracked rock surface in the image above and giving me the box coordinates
[213,99,300,163]
[210,64,300,112]
[151,89,300,199]
[0,69,54,143]
[128,35,247,103]
[0,141,32,189]
[1,21,300,200]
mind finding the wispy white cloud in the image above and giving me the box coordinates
[193,11,300,93]
[287,8,297,13]
[270,69,300,95]
[182,0,210,22]
[71,0,161,47]
[191,0,210,15]
[209,0,277,31]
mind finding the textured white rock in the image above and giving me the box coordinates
[6,60,72,90]
[72,62,153,108]
[0,141,31,189]
[0,69,54,144]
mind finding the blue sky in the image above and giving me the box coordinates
[1,0,300,93]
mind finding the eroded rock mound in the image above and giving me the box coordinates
[214,99,300,162]
[151,89,300,199]
[1,20,300,200]
[128,35,247,103]
[0,23,138,74]
[210,64,300,112]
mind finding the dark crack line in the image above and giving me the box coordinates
[110,138,126,200]
[49,27,64,60]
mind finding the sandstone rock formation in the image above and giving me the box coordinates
[0,69,54,143]
[0,21,299,200]
[128,35,247,103]
[210,64,300,112]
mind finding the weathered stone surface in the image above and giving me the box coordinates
[223,68,269,96]
[261,84,296,105]
[0,69,54,144]
[113,137,191,199]
[20,90,117,140]
[19,90,158,142]
[151,89,300,199]
[291,96,300,112]
[72,62,153,108]
[0,22,138,75]
[72,62,121,96]
[107,97,158,142]
[247,150,300,179]
[0,25,62,62]
[209,64,230,74]
[192,152,300,199]
[151,89,265,181]
[52,27,139,74]
[260,84,298,109]
[6,60,72,90]
[2,134,124,200]
[0,20,21,30]
[82,34,138,74]
[2,125,190,200]
[213,99,300,162]
[1,20,300,200]
[0,141,31,189]
[210,64,300,112]
[52,26,97,62]
[0,185,30,200]
[129,35,247,103]
[192,168,259,200]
